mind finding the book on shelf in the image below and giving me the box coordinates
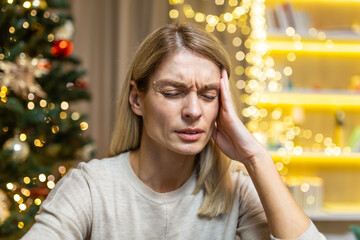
[266,2,312,35]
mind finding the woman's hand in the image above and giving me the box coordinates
[212,69,267,163]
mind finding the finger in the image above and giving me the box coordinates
[220,69,234,112]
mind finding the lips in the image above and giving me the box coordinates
[175,128,204,141]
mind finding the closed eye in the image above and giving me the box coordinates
[161,91,183,98]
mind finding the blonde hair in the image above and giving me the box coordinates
[109,23,234,218]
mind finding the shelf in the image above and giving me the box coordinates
[307,202,360,221]
[257,91,360,111]
[266,37,360,56]
[270,151,360,166]
[307,211,360,221]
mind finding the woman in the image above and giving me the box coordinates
[22,23,325,239]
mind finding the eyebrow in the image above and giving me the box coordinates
[153,79,219,90]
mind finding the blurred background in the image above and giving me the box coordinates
[1,0,360,239]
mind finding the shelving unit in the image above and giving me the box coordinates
[262,0,360,237]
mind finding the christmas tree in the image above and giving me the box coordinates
[0,0,92,237]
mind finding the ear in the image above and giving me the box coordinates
[129,81,143,116]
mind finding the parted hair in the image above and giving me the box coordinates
[109,23,234,218]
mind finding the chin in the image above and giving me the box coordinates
[172,143,207,156]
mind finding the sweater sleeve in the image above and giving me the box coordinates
[236,170,272,239]
[270,221,327,240]
[21,164,92,240]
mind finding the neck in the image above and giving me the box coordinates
[130,141,196,193]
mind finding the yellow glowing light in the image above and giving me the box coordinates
[232,37,242,47]
[343,146,352,155]
[227,24,237,34]
[216,22,226,32]
[60,101,69,110]
[309,28,317,37]
[324,137,332,147]
[18,222,24,229]
[267,81,278,92]
[28,93,34,100]
[9,26,15,34]
[60,112,67,119]
[228,0,238,6]
[34,198,42,205]
[31,9,37,16]
[215,0,225,5]
[47,181,55,189]
[19,203,26,211]
[14,194,21,202]
[233,7,246,19]
[6,183,14,190]
[194,12,205,22]
[169,0,184,4]
[23,176,31,184]
[257,92,360,110]
[275,162,284,171]
[236,80,246,89]
[259,108,268,117]
[23,21,29,29]
[39,99,47,107]
[28,102,35,110]
[34,139,43,147]
[48,102,55,110]
[307,196,315,205]
[325,39,334,48]
[70,112,80,121]
[301,183,310,193]
[285,27,295,36]
[169,9,179,19]
[235,51,245,61]
[23,1,31,8]
[7,0,14,4]
[287,52,296,62]
[283,66,292,76]
[294,146,303,155]
[51,125,60,134]
[271,109,282,120]
[224,12,233,22]
[48,175,55,181]
[294,41,303,50]
[59,166,66,174]
[0,53,4,60]
[206,15,219,27]
[205,24,215,33]
[315,133,324,143]
[317,31,326,40]
[47,33,55,42]
[21,188,30,197]
[241,26,251,35]
[39,174,46,182]
[80,122,89,131]
[32,0,40,7]
[19,133,27,141]
[183,5,194,18]
[235,66,244,75]
[268,38,360,55]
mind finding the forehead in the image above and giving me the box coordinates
[150,51,221,86]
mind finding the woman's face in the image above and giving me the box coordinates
[134,51,220,156]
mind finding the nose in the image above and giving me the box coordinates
[181,93,202,120]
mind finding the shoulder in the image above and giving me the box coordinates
[76,151,130,178]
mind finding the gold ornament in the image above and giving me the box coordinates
[0,55,47,99]
[3,135,30,162]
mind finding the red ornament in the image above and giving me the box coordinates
[51,40,73,57]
